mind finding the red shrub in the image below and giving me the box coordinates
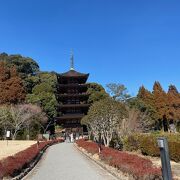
[76,139,99,155]
[76,139,162,179]
[0,139,64,178]
[0,162,4,179]
[100,147,161,179]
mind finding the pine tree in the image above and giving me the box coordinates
[152,81,168,119]
[152,81,169,131]
[137,85,154,108]
[137,85,158,130]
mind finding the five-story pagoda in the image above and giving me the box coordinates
[55,54,89,134]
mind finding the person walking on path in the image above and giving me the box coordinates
[73,132,76,140]
[68,133,71,143]
[70,133,74,143]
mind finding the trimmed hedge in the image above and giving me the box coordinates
[0,139,64,179]
[76,139,99,154]
[76,139,162,179]
[123,133,180,162]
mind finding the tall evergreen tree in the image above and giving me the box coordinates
[152,81,168,131]
[167,85,180,120]
[137,85,154,108]
[152,81,167,119]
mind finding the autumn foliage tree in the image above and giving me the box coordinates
[137,86,155,108]
[137,82,180,131]
[0,62,25,104]
[167,85,180,120]
[152,82,168,119]
[0,53,40,93]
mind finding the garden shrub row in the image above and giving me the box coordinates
[123,133,180,162]
[0,139,64,179]
[76,139,162,180]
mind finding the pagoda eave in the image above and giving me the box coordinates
[62,124,83,128]
[57,84,88,88]
[58,104,90,108]
[55,114,84,120]
[57,70,89,78]
[56,93,89,98]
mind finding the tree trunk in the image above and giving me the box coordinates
[163,115,168,132]
[102,134,107,147]
[12,135,16,140]
[106,137,110,147]
[12,130,18,140]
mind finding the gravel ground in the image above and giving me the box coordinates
[0,140,36,160]
[24,143,118,180]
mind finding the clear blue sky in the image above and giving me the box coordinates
[0,0,180,95]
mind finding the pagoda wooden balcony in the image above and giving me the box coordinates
[62,123,82,128]
[57,84,88,88]
[56,93,89,97]
[58,104,90,109]
[56,85,88,93]
[56,114,84,120]
[56,93,89,99]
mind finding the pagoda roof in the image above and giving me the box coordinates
[58,70,89,78]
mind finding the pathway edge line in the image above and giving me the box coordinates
[7,141,62,180]
[74,143,130,180]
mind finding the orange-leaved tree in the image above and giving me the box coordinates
[137,85,155,108]
[152,81,168,119]
[167,85,180,121]
[0,62,25,104]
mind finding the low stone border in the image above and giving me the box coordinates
[3,141,62,180]
[74,143,132,180]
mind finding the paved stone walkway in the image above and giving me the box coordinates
[24,143,117,180]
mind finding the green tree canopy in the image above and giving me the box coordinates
[106,83,130,101]
[87,82,109,104]
[0,53,40,93]
[26,72,58,119]
[82,98,127,147]
[0,53,39,75]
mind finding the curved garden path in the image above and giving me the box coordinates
[24,142,117,180]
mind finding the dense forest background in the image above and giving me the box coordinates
[0,53,57,139]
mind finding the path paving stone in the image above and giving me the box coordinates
[24,143,118,180]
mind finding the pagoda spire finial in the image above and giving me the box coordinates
[70,50,74,70]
